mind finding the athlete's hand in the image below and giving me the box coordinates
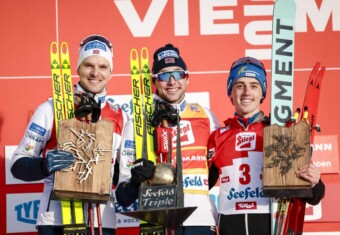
[42,150,75,175]
[75,94,101,123]
[295,160,320,187]
[130,158,155,185]
[151,101,178,127]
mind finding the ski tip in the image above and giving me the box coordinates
[141,47,149,60]
[60,42,69,55]
[50,42,59,54]
[130,48,139,62]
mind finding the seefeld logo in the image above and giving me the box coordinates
[15,200,40,224]
[235,132,256,151]
[227,187,264,200]
[183,176,204,188]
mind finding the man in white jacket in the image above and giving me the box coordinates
[11,34,128,235]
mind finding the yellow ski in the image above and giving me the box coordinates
[51,42,86,235]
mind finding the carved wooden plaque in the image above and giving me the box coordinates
[263,121,312,197]
[53,118,114,203]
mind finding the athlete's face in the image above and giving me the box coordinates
[154,66,189,104]
[229,77,263,118]
[77,55,112,94]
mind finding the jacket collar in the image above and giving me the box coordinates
[153,94,187,114]
[74,82,107,109]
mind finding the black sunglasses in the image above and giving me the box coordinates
[80,34,112,49]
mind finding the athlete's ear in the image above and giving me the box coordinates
[229,97,234,105]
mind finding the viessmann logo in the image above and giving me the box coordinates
[235,132,256,151]
[14,200,40,224]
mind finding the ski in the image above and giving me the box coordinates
[140,47,157,163]
[130,47,156,162]
[130,47,163,235]
[284,63,326,235]
[50,42,86,235]
[270,0,296,234]
[130,49,144,160]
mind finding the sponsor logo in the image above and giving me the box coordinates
[24,144,34,153]
[132,78,143,138]
[29,123,46,136]
[165,57,175,64]
[124,140,135,149]
[220,126,230,134]
[182,155,206,162]
[14,200,40,224]
[161,129,169,151]
[208,149,214,160]
[157,50,179,60]
[126,158,134,168]
[115,200,138,213]
[131,160,144,169]
[121,149,135,157]
[227,187,263,200]
[25,132,44,143]
[85,41,107,51]
[107,98,133,115]
[221,176,230,183]
[183,176,206,188]
[236,201,257,210]
[172,120,194,146]
[98,95,106,106]
[189,104,199,112]
[235,132,256,151]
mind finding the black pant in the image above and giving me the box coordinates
[37,225,116,235]
[139,225,216,235]
[174,226,216,235]
[218,213,270,235]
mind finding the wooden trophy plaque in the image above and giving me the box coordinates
[53,118,114,203]
[263,121,312,197]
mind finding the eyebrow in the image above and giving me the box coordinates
[234,81,260,85]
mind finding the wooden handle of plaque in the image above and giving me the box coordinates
[53,118,114,203]
[263,121,312,197]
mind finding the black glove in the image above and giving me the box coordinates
[130,158,155,185]
[75,94,101,122]
[42,150,75,176]
[150,101,179,126]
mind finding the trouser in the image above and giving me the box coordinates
[218,213,270,235]
[139,225,216,235]
[174,226,216,235]
[37,225,116,235]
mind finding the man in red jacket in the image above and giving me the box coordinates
[208,56,325,235]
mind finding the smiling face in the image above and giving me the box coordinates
[154,66,189,104]
[77,55,112,94]
[229,77,264,118]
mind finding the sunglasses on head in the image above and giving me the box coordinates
[80,34,112,49]
[231,57,266,75]
[152,70,189,82]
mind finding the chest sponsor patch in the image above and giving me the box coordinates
[235,132,256,151]
[236,201,257,210]
[172,120,195,146]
